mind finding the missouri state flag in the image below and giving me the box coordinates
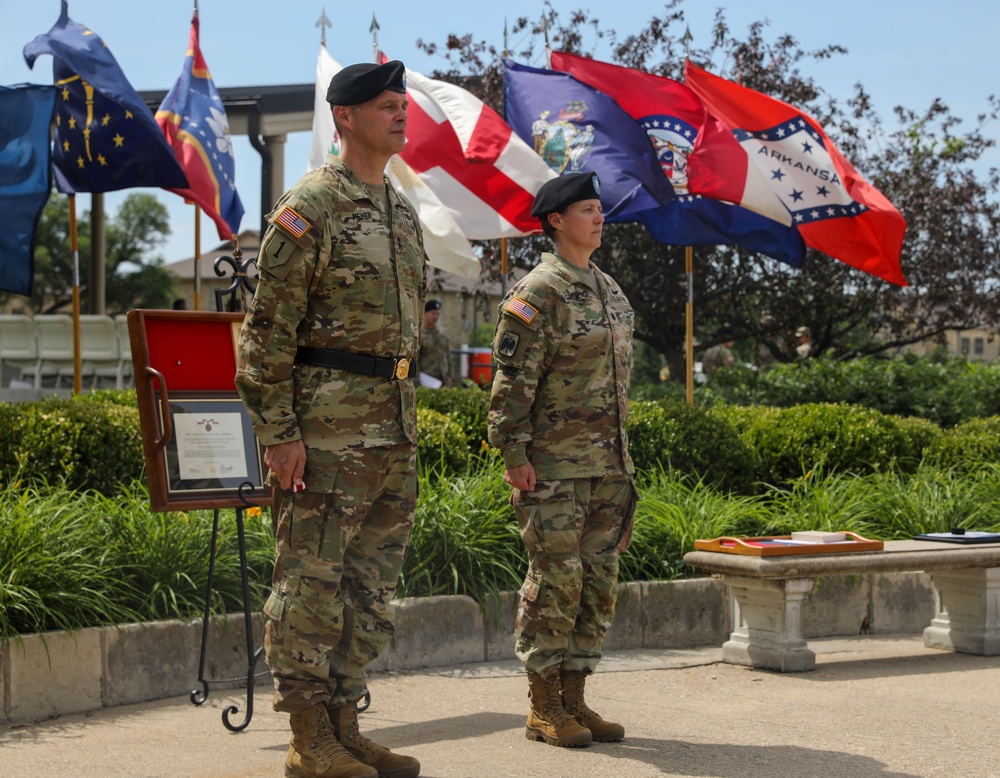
[685,61,906,285]
[23,1,188,194]
[547,51,804,266]
[156,12,244,241]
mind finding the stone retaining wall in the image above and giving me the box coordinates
[0,572,936,725]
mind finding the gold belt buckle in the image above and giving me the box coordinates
[393,357,410,380]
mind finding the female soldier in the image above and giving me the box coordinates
[489,172,636,748]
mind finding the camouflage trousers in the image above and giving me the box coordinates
[262,443,417,713]
[513,474,636,679]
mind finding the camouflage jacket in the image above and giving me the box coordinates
[488,252,634,479]
[418,326,452,381]
[235,156,426,470]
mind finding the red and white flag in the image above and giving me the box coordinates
[399,65,557,239]
[685,61,906,285]
[310,46,481,279]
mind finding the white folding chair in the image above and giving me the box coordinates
[32,315,75,388]
[79,315,121,389]
[0,314,41,388]
[115,314,134,389]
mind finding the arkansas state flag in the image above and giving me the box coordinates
[550,50,791,227]
[685,61,907,285]
[156,12,244,241]
[504,59,673,221]
[399,65,557,239]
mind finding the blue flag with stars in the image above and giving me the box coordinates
[0,84,55,295]
[23,1,188,195]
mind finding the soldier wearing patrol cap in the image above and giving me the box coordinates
[417,299,453,387]
[488,172,635,749]
[236,60,423,778]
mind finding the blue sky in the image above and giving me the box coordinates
[4,1,997,266]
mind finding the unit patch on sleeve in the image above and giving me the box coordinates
[504,296,539,325]
[274,205,312,239]
[497,330,521,358]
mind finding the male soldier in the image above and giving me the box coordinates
[235,61,423,778]
[417,299,452,387]
[489,172,635,749]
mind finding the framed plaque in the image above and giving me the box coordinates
[127,310,271,511]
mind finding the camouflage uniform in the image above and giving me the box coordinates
[488,252,636,679]
[418,325,452,383]
[235,155,425,712]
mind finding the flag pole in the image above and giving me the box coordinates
[685,245,694,404]
[500,19,511,294]
[68,194,83,395]
[682,25,695,404]
[370,14,380,63]
[193,205,201,310]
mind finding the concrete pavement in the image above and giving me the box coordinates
[2,636,999,778]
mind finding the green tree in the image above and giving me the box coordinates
[3,191,176,314]
[420,1,1000,381]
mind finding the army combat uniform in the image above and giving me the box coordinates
[418,325,452,383]
[235,154,425,714]
[488,251,636,681]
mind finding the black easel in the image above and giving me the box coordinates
[190,482,266,732]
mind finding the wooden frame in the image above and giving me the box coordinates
[127,310,270,511]
[693,532,883,557]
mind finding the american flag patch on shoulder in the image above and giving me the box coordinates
[274,206,312,239]
[505,296,539,324]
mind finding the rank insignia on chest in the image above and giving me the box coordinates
[274,206,312,239]
[505,296,539,325]
[497,330,520,357]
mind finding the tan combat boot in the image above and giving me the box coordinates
[560,669,625,742]
[328,699,421,778]
[286,706,378,778]
[525,671,592,747]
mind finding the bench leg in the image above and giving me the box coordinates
[723,576,817,672]
[924,568,1000,655]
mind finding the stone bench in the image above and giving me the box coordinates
[683,539,1000,672]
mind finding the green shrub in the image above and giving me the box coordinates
[890,415,943,465]
[625,400,757,494]
[416,386,490,453]
[737,403,914,485]
[416,406,470,474]
[622,466,772,581]
[399,461,523,612]
[704,354,1000,427]
[0,402,23,483]
[925,417,1000,469]
[15,397,144,495]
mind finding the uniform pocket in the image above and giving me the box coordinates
[615,480,639,553]
[513,480,577,556]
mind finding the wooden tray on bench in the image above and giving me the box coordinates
[694,532,884,557]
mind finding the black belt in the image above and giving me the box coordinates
[295,347,412,380]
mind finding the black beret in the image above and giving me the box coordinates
[326,60,407,106]
[425,299,442,312]
[531,172,602,218]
